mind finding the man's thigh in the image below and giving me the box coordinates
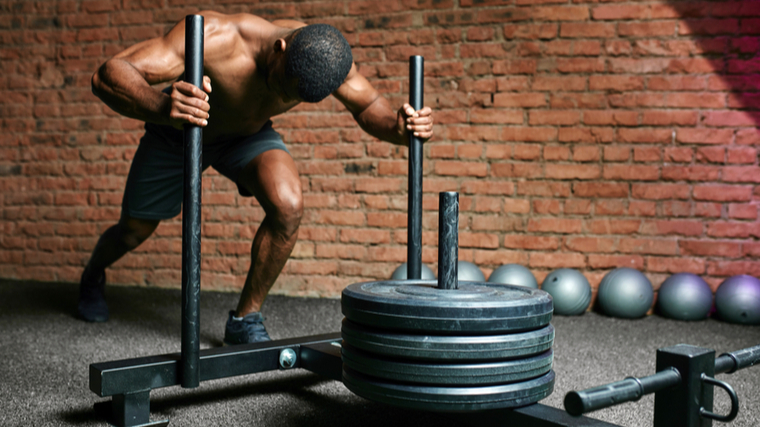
[122,132,187,220]
[210,122,297,209]
[237,150,303,215]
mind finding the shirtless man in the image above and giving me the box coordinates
[79,11,434,345]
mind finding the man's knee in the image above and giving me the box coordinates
[238,149,304,238]
[118,217,160,249]
[271,192,303,237]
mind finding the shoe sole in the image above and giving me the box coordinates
[77,312,109,323]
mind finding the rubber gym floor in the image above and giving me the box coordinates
[1,278,758,427]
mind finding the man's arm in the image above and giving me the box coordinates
[333,64,433,146]
[91,18,211,128]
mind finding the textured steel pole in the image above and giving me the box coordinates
[181,14,203,389]
[407,55,424,280]
[437,192,459,290]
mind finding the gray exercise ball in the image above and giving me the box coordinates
[458,260,485,282]
[390,262,435,280]
[488,264,538,288]
[715,275,760,325]
[597,268,654,319]
[541,269,592,316]
[656,273,713,321]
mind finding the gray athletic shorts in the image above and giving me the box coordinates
[122,121,290,220]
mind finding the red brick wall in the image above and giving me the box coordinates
[1,0,758,300]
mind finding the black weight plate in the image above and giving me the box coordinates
[342,319,554,361]
[342,280,553,334]
[342,344,553,386]
[343,367,555,413]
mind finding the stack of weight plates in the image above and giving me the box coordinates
[341,279,555,412]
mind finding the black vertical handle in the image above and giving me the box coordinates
[181,14,204,389]
[407,55,424,280]
[437,192,459,290]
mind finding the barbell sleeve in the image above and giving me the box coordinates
[180,14,204,389]
[437,192,459,290]
[715,344,760,374]
[564,368,681,416]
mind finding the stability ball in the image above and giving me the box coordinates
[458,260,486,282]
[715,275,760,325]
[541,269,592,316]
[656,273,713,321]
[597,268,654,319]
[488,264,538,288]
[390,262,435,280]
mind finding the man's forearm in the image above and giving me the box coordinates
[91,59,171,125]
[353,95,406,146]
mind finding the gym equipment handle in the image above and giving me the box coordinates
[564,368,681,416]
[699,374,739,422]
[181,14,204,389]
[565,343,760,417]
[406,56,423,280]
[715,344,760,374]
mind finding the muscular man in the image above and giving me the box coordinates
[79,12,434,345]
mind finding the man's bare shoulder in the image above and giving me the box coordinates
[197,12,263,35]
[192,12,282,60]
[270,19,307,30]
[194,12,304,40]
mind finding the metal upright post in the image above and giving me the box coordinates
[653,345,716,427]
[181,14,204,389]
[407,55,424,280]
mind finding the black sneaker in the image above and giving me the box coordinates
[224,311,271,345]
[77,269,109,322]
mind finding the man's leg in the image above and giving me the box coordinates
[234,149,304,317]
[85,215,161,276]
[78,215,160,322]
[79,122,186,322]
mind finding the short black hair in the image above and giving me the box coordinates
[285,24,353,103]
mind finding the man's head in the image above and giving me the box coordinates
[284,24,353,103]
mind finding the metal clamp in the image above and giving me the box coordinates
[699,374,739,423]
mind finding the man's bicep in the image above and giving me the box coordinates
[333,64,382,116]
